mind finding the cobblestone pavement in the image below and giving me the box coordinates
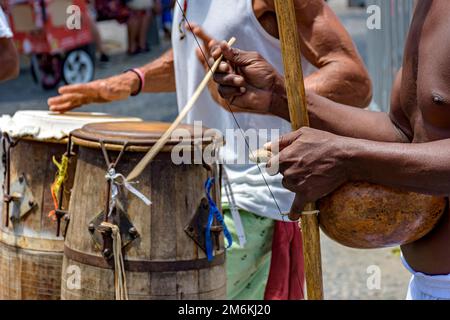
[0,0,411,299]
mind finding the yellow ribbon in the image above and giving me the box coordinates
[51,154,69,203]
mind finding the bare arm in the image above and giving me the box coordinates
[268,67,450,202]
[48,49,175,112]
[265,0,372,107]
[0,37,19,82]
[346,137,450,196]
[140,49,176,93]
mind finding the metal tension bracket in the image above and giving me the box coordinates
[88,209,140,260]
[4,174,37,224]
[185,197,223,254]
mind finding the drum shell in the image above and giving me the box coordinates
[61,145,226,300]
[318,182,446,249]
[0,139,76,300]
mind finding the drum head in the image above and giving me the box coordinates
[71,121,221,151]
[0,111,142,141]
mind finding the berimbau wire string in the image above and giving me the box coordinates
[175,0,305,298]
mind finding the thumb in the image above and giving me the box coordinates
[289,194,304,221]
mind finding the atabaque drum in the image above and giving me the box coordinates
[318,182,447,249]
[62,121,227,300]
[0,111,141,300]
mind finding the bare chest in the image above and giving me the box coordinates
[400,1,450,142]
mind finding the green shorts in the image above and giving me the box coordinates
[223,205,274,300]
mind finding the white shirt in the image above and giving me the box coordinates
[0,7,12,38]
[172,0,316,221]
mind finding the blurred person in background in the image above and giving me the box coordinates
[0,3,19,82]
[161,0,174,39]
[126,0,155,54]
[87,0,109,62]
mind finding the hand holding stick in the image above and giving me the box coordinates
[127,37,237,182]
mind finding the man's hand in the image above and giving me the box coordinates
[48,72,140,112]
[267,127,353,213]
[209,41,289,117]
[188,24,241,112]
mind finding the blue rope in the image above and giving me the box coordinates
[205,177,232,261]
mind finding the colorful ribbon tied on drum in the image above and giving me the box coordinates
[204,177,232,262]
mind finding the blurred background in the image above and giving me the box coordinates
[0,0,418,299]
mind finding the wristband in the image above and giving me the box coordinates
[125,68,145,96]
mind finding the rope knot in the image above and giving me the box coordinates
[100,221,128,300]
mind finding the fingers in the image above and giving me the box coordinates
[217,61,233,74]
[48,92,95,112]
[265,129,304,154]
[265,153,280,176]
[219,41,251,66]
[48,94,82,112]
[217,85,246,101]
[289,194,305,221]
[196,48,210,70]
[58,83,98,96]
[213,73,245,87]
[188,23,213,45]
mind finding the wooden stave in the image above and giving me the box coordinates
[0,139,74,300]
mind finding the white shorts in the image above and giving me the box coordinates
[402,256,450,300]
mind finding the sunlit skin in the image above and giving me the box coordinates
[47,0,371,112]
[212,0,450,275]
[0,36,19,82]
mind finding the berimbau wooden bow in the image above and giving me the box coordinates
[273,0,324,300]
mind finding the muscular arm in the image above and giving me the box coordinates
[48,49,175,111]
[265,0,372,107]
[346,137,450,196]
[274,66,450,196]
[271,69,409,143]
[0,37,19,82]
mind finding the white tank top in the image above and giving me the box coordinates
[172,0,316,220]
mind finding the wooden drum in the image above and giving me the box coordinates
[0,111,141,300]
[61,121,226,300]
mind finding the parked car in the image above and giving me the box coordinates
[6,0,95,90]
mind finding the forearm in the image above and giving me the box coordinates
[0,40,19,82]
[308,93,408,142]
[304,58,372,108]
[136,49,176,93]
[347,138,450,196]
[270,84,406,143]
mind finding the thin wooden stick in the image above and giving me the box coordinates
[273,0,324,300]
[126,37,236,182]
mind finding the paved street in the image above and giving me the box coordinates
[0,0,412,299]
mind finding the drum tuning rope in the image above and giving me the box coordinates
[97,142,151,298]
[100,221,129,300]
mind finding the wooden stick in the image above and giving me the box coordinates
[126,37,236,182]
[273,0,324,300]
